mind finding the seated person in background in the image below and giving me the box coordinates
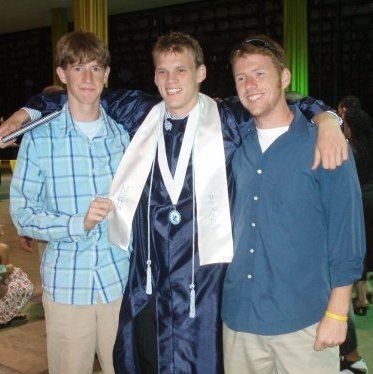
[0,225,33,327]
[339,95,373,314]
[338,98,372,374]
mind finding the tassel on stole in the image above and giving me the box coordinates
[146,260,152,295]
[189,283,196,318]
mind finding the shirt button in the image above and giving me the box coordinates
[251,222,256,227]
[257,169,263,174]
[249,248,255,253]
[253,196,258,201]
[247,274,252,279]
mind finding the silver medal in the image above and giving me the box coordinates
[169,209,181,225]
[164,119,173,131]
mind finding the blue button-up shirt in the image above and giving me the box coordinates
[10,104,131,305]
[222,106,365,335]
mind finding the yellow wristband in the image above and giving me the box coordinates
[325,310,348,322]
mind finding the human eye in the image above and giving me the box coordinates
[235,75,245,83]
[91,66,103,73]
[72,65,84,72]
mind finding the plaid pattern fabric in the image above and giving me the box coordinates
[10,105,131,305]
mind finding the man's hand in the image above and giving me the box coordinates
[312,112,348,170]
[0,109,31,148]
[19,236,34,253]
[314,315,347,351]
[84,197,114,231]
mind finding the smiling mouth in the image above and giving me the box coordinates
[246,93,263,102]
[166,88,182,95]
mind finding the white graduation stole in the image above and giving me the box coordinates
[108,93,234,265]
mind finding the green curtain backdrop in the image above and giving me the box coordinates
[283,0,308,97]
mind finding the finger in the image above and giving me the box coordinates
[313,341,324,351]
[95,196,114,210]
[91,205,110,217]
[335,152,343,167]
[312,149,321,170]
[96,201,114,214]
[342,141,349,161]
[321,153,331,170]
[0,138,17,149]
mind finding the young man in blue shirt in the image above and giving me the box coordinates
[222,35,365,374]
[9,31,130,374]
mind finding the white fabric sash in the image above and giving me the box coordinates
[157,103,199,206]
[108,93,233,265]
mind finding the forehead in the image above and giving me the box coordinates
[154,49,195,68]
[68,59,100,66]
[233,53,277,72]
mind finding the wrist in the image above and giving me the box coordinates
[325,310,348,322]
[325,110,343,126]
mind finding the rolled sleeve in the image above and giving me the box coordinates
[320,149,366,288]
[68,214,90,240]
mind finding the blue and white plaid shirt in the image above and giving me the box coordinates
[10,104,131,305]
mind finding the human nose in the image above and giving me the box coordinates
[245,76,257,89]
[82,68,93,82]
[166,71,177,82]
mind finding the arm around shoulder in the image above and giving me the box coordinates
[0,109,31,147]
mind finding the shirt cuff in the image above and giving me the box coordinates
[21,107,42,122]
[68,214,88,240]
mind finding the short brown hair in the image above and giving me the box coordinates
[152,32,204,68]
[230,34,287,73]
[55,31,110,69]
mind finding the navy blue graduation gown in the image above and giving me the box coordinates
[112,101,244,374]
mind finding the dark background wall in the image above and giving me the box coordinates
[0,0,372,118]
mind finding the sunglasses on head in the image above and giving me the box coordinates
[231,38,284,68]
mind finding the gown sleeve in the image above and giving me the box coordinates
[295,96,335,121]
[26,91,68,114]
[26,88,160,137]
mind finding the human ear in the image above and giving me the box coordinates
[56,67,67,84]
[281,68,291,90]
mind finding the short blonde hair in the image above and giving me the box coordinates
[152,32,204,68]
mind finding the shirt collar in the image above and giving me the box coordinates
[61,103,117,139]
[245,104,310,135]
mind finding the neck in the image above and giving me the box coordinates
[68,100,100,122]
[165,109,189,120]
[166,96,199,119]
[255,100,294,129]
